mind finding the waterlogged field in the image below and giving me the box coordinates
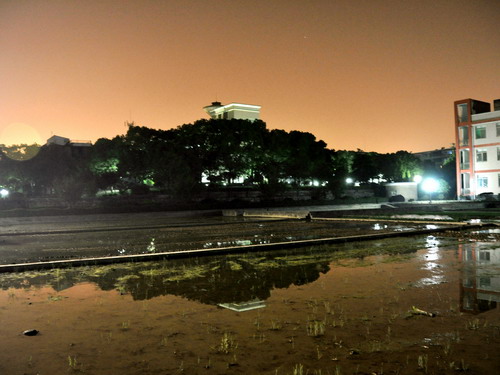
[0,213,441,264]
[0,234,499,374]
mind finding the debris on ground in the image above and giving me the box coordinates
[409,306,436,317]
[23,329,39,336]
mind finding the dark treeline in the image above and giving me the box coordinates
[0,119,455,202]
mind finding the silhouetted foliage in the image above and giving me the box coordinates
[1,118,450,202]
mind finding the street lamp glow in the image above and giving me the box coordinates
[0,189,9,198]
[422,178,439,193]
[345,177,353,184]
[413,175,422,183]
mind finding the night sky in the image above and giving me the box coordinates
[1,0,499,152]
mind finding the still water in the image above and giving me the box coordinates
[1,235,499,374]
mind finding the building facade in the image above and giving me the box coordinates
[454,98,500,198]
[46,135,92,157]
[203,101,261,121]
[413,147,454,169]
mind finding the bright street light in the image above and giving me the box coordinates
[0,189,9,198]
[422,178,439,203]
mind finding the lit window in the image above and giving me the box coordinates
[476,149,487,162]
[475,126,486,139]
[477,176,488,188]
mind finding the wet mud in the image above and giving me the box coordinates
[0,213,451,265]
[0,234,499,374]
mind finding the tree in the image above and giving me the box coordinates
[352,150,378,183]
[393,151,422,181]
[328,150,354,196]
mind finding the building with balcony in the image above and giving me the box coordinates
[454,98,500,198]
[203,101,261,121]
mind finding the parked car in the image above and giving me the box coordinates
[476,192,497,201]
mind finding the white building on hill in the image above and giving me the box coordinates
[203,101,261,121]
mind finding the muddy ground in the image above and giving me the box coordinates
[0,212,498,374]
[0,234,499,375]
[0,212,454,265]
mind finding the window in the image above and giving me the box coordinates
[479,277,491,287]
[463,277,473,288]
[476,149,487,162]
[460,149,470,169]
[475,126,486,139]
[497,123,500,137]
[498,147,500,161]
[457,103,468,123]
[459,126,469,146]
[479,251,490,261]
[461,173,470,195]
[477,176,488,188]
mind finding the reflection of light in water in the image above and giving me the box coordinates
[418,275,445,285]
[235,240,252,246]
[394,226,415,232]
[203,239,269,248]
[426,224,438,230]
[372,223,388,230]
[425,235,440,249]
[417,237,444,286]
[472,229,500,234]
[147,238,156,252]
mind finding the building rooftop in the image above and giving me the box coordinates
[472,110,500,122]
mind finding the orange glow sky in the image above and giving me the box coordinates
[1,0,499,152]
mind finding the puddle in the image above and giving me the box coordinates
[0,235,499,374]
[472,228,500,234]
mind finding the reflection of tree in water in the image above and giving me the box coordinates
[0,250,331,305]
[107,256,330,303]
[0,238,428,305]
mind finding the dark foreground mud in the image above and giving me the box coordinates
[0,235,498,375]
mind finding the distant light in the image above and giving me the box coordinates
[0,189,9,198]
[413,175,422,183]
[422,178,439,193]
[346,178,353,184]
[312,180,319,187]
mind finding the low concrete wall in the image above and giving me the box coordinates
[222,209,309,219]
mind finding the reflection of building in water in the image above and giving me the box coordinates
[218,299,266,312]
[458,242,500,314]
